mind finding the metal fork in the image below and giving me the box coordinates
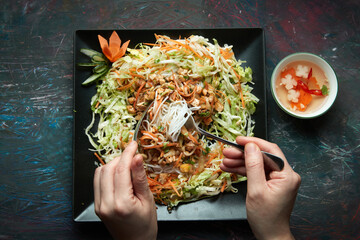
[133,101,284,171]
[184,115,285,171]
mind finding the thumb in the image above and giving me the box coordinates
[245,143,266,193]
[131,154,152,200]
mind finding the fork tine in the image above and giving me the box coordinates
[133,101,154,141]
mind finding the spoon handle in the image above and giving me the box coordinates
[198,128,284,171]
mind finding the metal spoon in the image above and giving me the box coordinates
[184,115,285,171]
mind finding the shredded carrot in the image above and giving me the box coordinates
[128,71,146,79]
[229,65,241,81]
[165,44,190,55]
[205,153,217,166]
[129,67,144,72]
[95,101,100,109]
[187,132,199,145]
[157,34,204,60]
[200,48,214,62]
[157,194,167,205]
[134,81,146,110]
[212,169,223,175]
[185,79,194,85]
[195,62,204,67]
[174,153,183,167]
[157,65,168,74]
[221,179,227,193]
[142,142,178,150]
[215,89,231,106]
[186,92,196,104]
[154,97,163,113]
[141,131,158,139]
[147,176,162,186]
[139,139,149,145]
[220,48,234,59]
[240,90,245,108]
[143,43,160,46]
[231,173,238,181]
[220,142,224,152]
[227,64,245,108]
[94,152,105,165]
[139,135,153,141]
[117,79,136,91]
[173,78,195,98]
[184,38,204,60]
[168,180,181,197]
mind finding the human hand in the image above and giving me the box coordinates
[220,136,301,240]
[93,141,158,240]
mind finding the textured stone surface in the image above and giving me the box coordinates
[1,0,359,239]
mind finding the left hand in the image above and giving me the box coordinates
[93,141,158,240]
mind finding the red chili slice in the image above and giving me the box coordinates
[297,79,323,96]
[307,68,313,80]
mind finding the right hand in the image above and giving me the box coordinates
[221,136,301,240]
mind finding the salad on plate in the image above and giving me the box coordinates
[78,31,259,210]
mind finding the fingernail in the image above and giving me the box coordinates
[245,143,258,154]
[134,154,143,167]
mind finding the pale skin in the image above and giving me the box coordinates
[94,137,301,240]
[221,136,301,240]
[93,141,157,240]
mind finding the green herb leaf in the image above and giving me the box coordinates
[202,146,211,155]
[199,112,210,117]
[185,159,195,164]
[321,85,329,95]
[206,146,210,153]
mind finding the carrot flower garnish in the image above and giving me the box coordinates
[98,31,130,62]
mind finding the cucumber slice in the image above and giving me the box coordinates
[80,48,102,58]
[93,64,109,74]
[92,55,107,62]
[82,73,104,85]
[77,62,98,67]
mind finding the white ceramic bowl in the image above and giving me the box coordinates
[271,52,338,119]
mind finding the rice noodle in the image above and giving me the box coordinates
[150,99,199,142]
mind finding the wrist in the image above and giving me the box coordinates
[257,229,294,240]
[251,222,294,240]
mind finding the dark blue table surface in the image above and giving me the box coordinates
[1,0,359,239]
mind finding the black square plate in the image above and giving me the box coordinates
[73,28,266,221]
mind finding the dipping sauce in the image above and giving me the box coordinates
[275,61,329,113]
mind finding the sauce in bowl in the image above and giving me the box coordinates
[275,61,329,114]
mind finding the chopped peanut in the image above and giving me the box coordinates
[180,163,193,173]
[215,101,224,112]
[127,105,136,114]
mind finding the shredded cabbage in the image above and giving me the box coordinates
[83,34,259,208]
